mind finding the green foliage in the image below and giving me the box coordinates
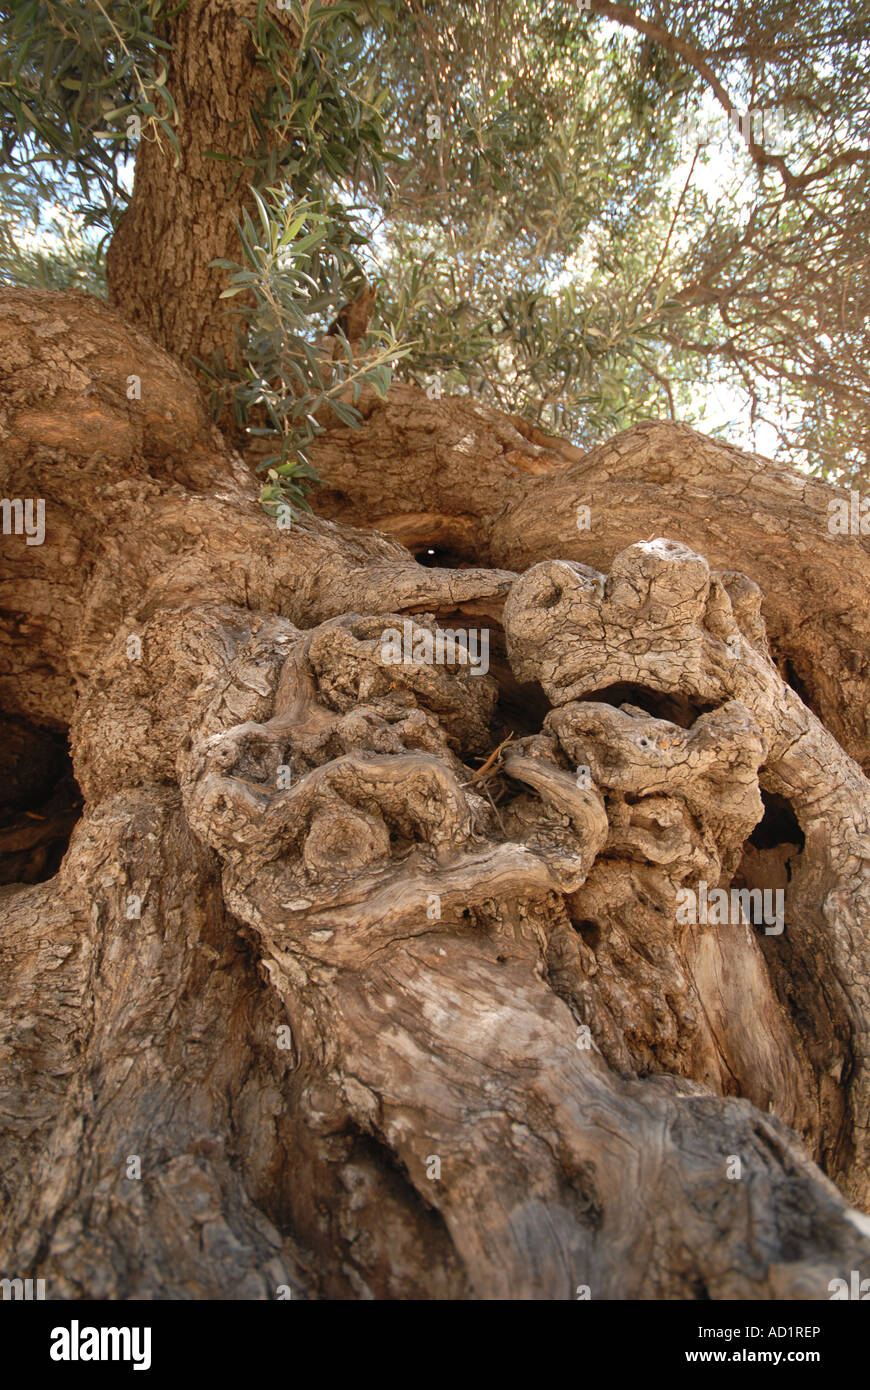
[366,0,870,476]
[201,186,407,518]
[0,202,104,291]
[212,0,408,516]
[242,0,393,202]
[0,1,178,228]
[364,1,693,442]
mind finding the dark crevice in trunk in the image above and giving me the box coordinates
[578,682,717,728]
[0,714,82,884]
[415,544,480,569]
[729,790,803,928]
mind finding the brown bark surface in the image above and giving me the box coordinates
[106,1,296,369]
[307,385,870,776]
[2,288,870,1299]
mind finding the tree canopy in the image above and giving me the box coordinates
[2,0,868,481]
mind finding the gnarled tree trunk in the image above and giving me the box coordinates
[2,286,870,1299]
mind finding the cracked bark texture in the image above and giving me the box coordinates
[2,288,870,1299]
[307,385,870,776]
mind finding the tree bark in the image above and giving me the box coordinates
[105,0,296,370]
[2,287,870,1299]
